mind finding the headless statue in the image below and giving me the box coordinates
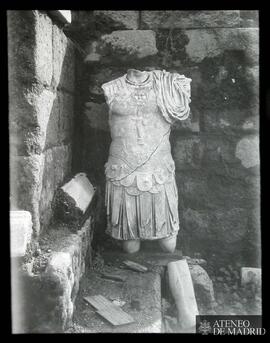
[102,69,191,253]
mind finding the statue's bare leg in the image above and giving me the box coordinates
[159,235,177,253]
[122,240,140,253]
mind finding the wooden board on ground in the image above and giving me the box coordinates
[97,307,135,326]
[84,295,134,326]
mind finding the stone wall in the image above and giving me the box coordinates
[73,10,260,266]
[8,10,76,240]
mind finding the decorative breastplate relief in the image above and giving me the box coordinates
[102,69,191,193]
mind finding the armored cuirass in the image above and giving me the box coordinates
[102,70,191,240]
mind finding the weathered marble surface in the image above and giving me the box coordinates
[102,69,191,242]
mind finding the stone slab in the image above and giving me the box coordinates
[10,211,33,257]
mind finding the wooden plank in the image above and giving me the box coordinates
[84,295,114,310]
[97,306,134,326]
[84,295,134,326]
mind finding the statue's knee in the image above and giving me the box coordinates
[123,240,140,254]
[159,235,177,253]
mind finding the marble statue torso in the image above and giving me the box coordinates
[105,73,175,195]
[102,70,191,240]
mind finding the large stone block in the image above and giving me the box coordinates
[10,154,45,235]
[9,85,56,155]
[8,11,36,83]
[177,169,259,211]
[172,136,204,170]
[52,24,75,92]
[195,57,259,112]
[200,134,259,177]
[58,92,74,143]
[35,11,53,86]
[7,11,53,87]
[93,11,139,30]
[85,30,158,63]
[84,102,109,131]
[26,88,56,150]
[240,11,259,28]
[39,145,72,231]
[189,264,216,311]
[141,11,240,29]
[182,207,249,246]
[202,109,259,133]
[185,28,259,65]
[201,134,239,169]
[45,91,74,149]
[43,92,60,149]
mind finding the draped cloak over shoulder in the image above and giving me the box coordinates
[101,70,191,240]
